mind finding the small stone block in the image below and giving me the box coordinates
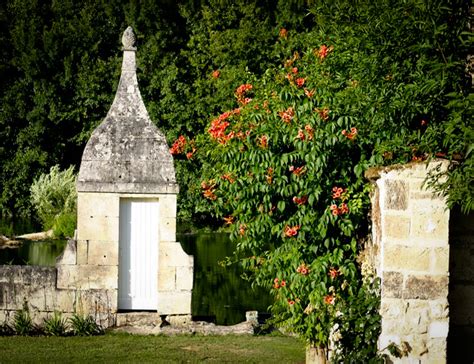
[158,268,176,291]
[384,245,430,272]
[382,271,403,298]
[384,180,408,210]
[76,240,88,265]
[384,215,410,239]
[431,247,449,274]
[176,266,193,291]
[429,321,449,338]
[158,291,191,315]
[56,239,77,265]
[403,275,448,300]
[87,241,119,266]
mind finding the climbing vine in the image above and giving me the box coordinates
[187,1,471,360]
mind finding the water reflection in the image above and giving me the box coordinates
[0,239,67,266]
[179,233,272,325]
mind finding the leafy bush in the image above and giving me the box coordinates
[52,212,77,239]
[13,304,34,336]
[30,165,77,237]
[43,311,68,336]
[69,314,104,336]
[197,0,470,360]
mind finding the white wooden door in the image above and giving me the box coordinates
[118,199,159,310]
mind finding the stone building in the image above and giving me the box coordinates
[69,25,193,316]
[0,27,193,328]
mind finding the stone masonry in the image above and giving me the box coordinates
[72,26,193,317]
[367,160,450,363]
[0,27,193,328]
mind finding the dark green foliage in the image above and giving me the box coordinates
[69,314,104,336]
[0,0,471,223]
[196,0,471,360]
[43,311,68,336]
[13,303,34,336]
[0,0,183,219]
[52,212,76,238]
[0,0,313,226]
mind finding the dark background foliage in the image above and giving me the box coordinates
[0,0,471,224]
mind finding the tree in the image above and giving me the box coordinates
[198,0,471,360]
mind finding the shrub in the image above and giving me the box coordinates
[43,311,68,336]
[13,304,34,336]
[52,212,77,239]
[69,314,103,336]
[30,165,77,237]
[197,0,470,360]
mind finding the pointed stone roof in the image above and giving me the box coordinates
[77,27,178,194]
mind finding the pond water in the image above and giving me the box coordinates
[0,220,272,325]
[179,232,272,325]
[0,239,67,266]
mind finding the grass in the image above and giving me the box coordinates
[0,333,305,363]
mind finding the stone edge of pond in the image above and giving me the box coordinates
[110,320,257,336]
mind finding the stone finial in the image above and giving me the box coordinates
[122,26,136,50]
[77,27,178,194]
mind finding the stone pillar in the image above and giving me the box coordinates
[368,160,450,363]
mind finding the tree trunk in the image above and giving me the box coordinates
[306,345,328,364]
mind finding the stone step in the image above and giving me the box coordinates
[116,312,162,327]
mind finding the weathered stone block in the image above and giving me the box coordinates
[176,266,193,291]
[77,214,119,242]
[77,192,119,219]
[160,217,176,242]
[402,334,428,358]
[76,240,88,265]
[158,267,176,291]
[57,265,118,290]
[428,321,449,338]
[43,287,59,311]
[25,287,48,312]
[54,289,76,312]
[87,241,119,266]
[384,245,430,272]
[383,215,411,240]
[426,337,447,363]
[384,179,409,210]
[382,271,403,298]
[75,289,117,316]
[0,282,16,310]
[380,298,407,318]
[431,247,449,274]
[158,291,192,315]
[30,266,57,287]
[159,195,177,218]
[56,239,77,265]
[410,202,449,241]
[160,242,193,268]
[166,314,192,327]
[378,333,401,351]
[403,275,448,300]
[429,299,449,320]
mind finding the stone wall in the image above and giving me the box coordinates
[368,160,451,363]
[0,264,115,328]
